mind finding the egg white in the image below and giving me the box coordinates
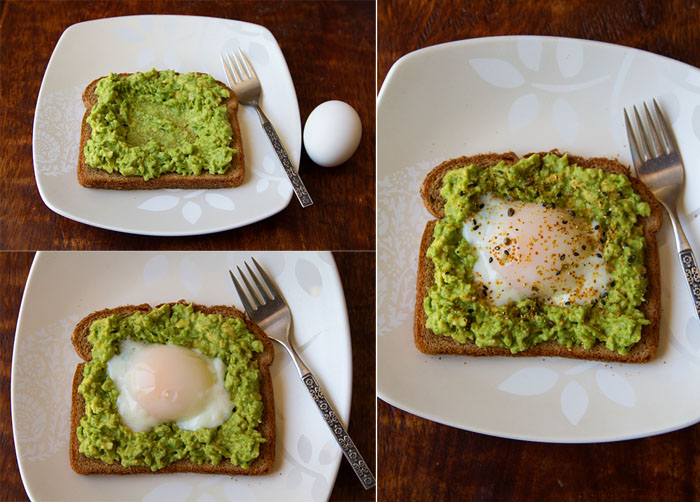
[107,339,233,432]
[463,194,610,306]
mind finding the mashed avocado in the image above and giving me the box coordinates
[83,69,235,180]
[76,303,265,471]
[425,153,651,354]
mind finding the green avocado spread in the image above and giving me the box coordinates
[76,303,265,471]
[424,153,651,355]
[83,69,235,180]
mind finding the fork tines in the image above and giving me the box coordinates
[624,99,678,170]
[229,258,277,311]
[220,49,256,85]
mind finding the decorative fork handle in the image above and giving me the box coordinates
[680,249,700,318]
[301,373,376,490]
[666,208,700,320]
[253,105,313,208]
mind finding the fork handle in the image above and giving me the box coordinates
[301,372,376,490]
[254,106,313,208]
[666,207,700,321]
[679,249,700,320]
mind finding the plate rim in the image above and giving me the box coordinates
[11,250,351,500]
[377,34,700,443]
[32,14,299,236]
[378,34,700,106]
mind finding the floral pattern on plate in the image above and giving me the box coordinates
[33,15,300,235]
[378,36,700,442]
[12,251,350,501]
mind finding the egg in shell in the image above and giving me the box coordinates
[303,100,362,167]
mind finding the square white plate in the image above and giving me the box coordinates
[12,251,350,501]
[378,36,700,442]
[33,15,300,236]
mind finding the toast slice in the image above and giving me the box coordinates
[70,301,275,475]
[77,72,245,189]
[415,152,663,363]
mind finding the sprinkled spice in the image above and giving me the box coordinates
[507,207,515,217]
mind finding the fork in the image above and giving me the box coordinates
[221,50,313,208]
[624,100,700,320]
[229,258,376,490]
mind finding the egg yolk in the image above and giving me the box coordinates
[125,344,213,422]
[464,195,609,306]
[488,202,593,290]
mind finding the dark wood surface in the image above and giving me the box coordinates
[0,252,34,502]
[378,0,700,500]
[0,251,375,502]
[0,0,375,251]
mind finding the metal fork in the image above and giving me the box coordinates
[624,100,700,320]
[229,258,375,490]
[221,50,313,208]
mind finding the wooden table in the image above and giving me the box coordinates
[0,0,375,251]
[378,0,700,500]
[0,251,375,501]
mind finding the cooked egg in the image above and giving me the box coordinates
[107,339,233,432]
[463,194,610,306]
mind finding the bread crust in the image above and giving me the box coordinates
[70,301,274,475]
[415,151,662,363]
[77,73,245,189]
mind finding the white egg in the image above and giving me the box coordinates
[303,100,362,167]
[463,194,610,306]
[107,339,233,432]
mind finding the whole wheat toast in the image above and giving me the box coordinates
[414,152,663,363]
[77,73,245,189]
[70,301,275,475]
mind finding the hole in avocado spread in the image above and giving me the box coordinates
[424,153,652,355]
[83,69,236,180]
[125,101,197,149]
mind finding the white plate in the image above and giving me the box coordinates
[12,251,351,501]
[33,15,300,236]
[377,36,700,443]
